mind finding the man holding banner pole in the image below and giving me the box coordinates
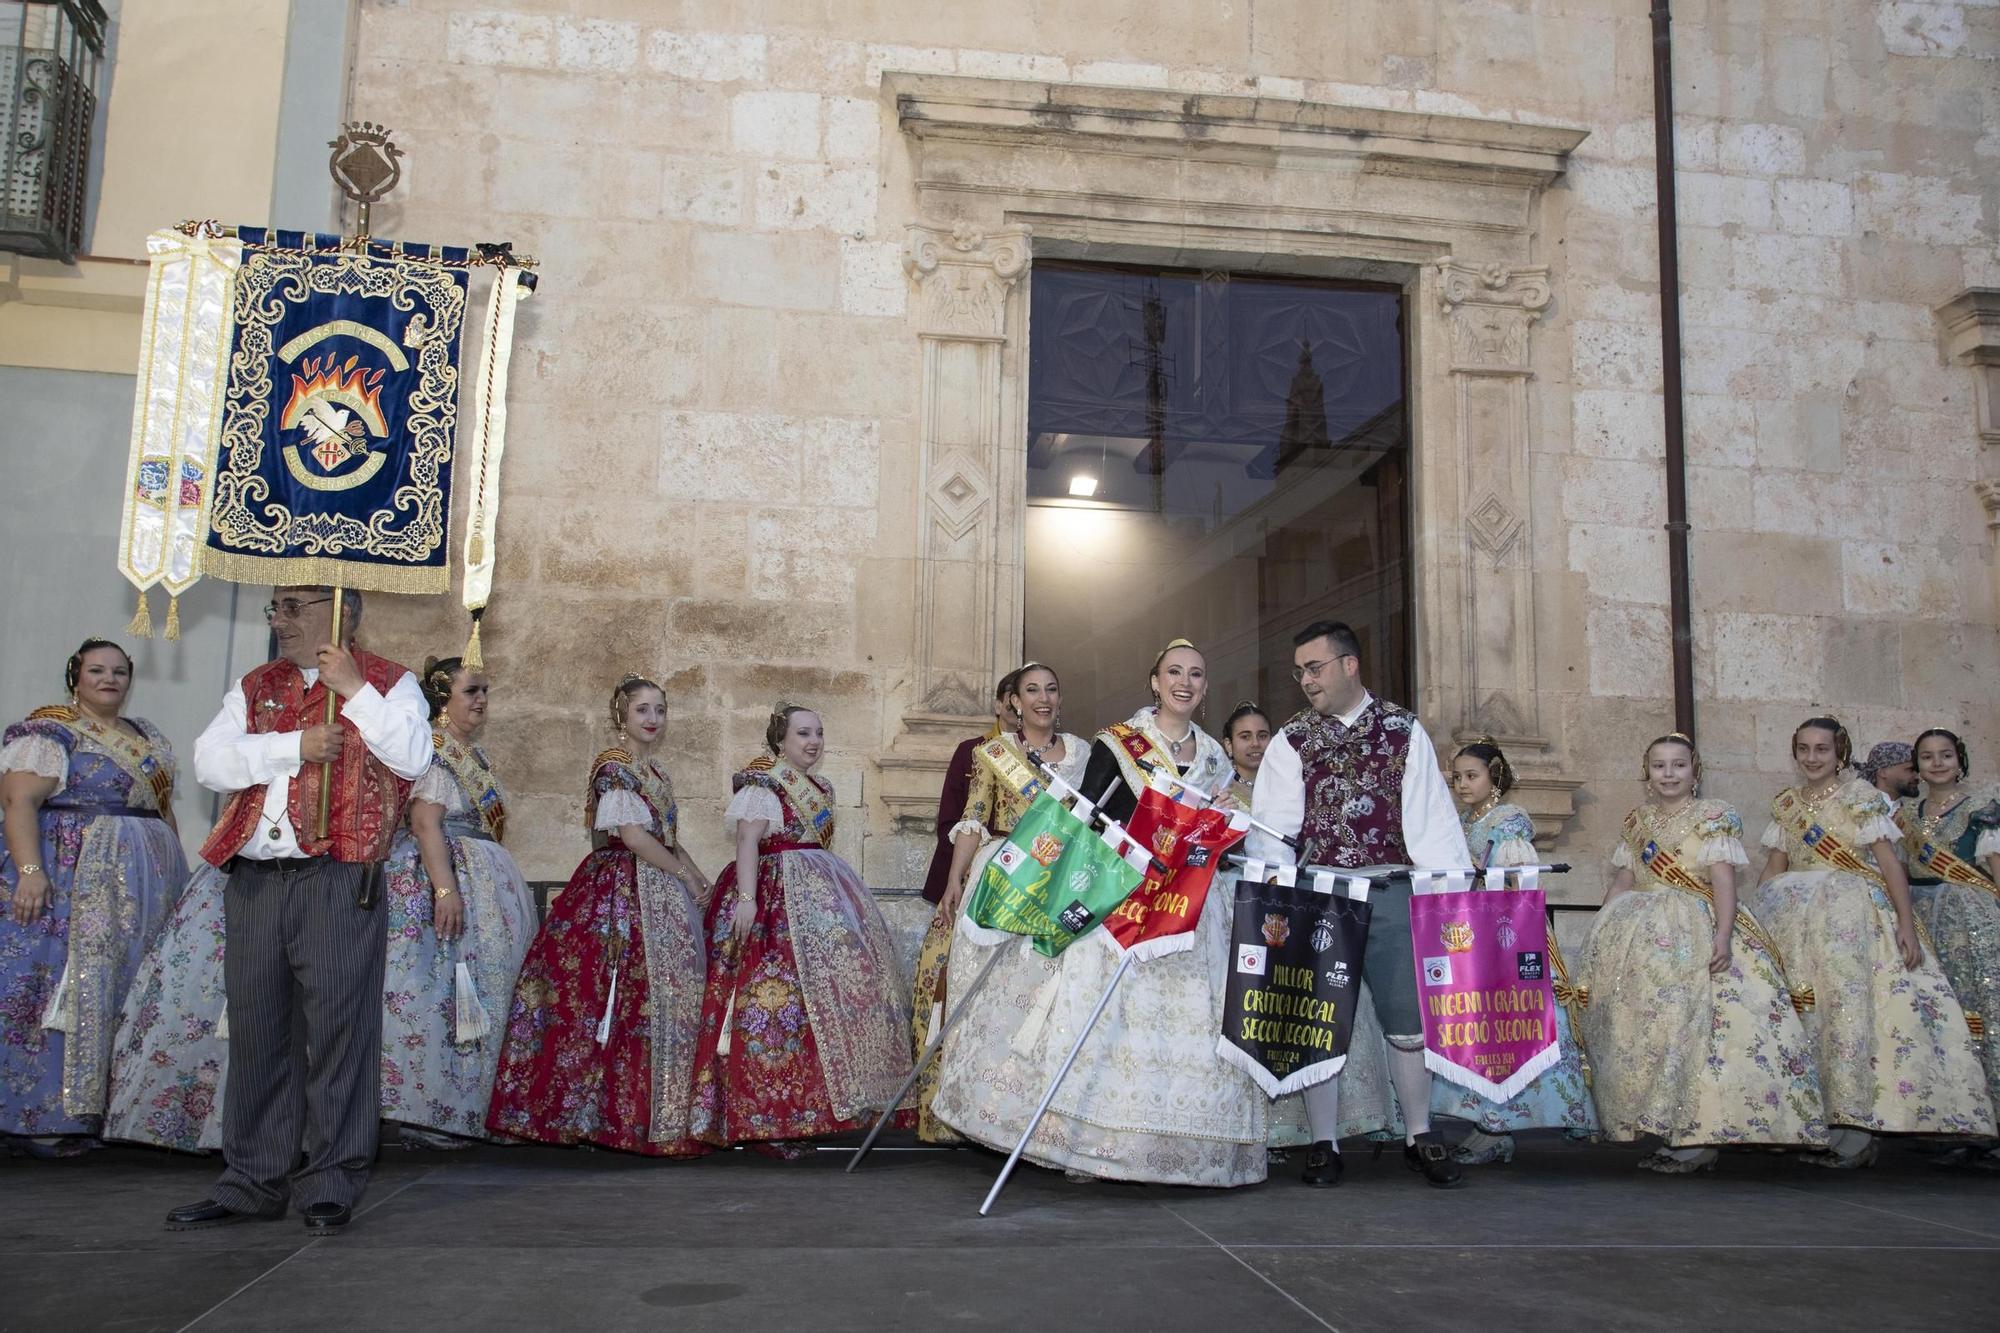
[1249,621,1472,1189]
[166,587,430,1232]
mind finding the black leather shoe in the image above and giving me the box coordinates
[301,1201,352,1233]
[1300,1140,1343,1187]
[1405,1132,1466,1189]
[165,1198,276,1231]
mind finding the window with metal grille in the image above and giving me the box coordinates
[1,1,106,263]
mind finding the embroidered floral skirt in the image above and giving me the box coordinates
[689,846,913,1145]
[485,846,706,1156]
[1750,871,1993,1135]
[1577,887,1823,1145]
[2,809,183,1136]
[381,829,537,1138]
[1912,881,2000,1117]
[104,863,229,1151]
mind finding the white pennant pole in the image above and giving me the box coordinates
[979,950,1136,1217]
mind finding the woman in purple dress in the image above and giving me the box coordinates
[2,639,187,1156]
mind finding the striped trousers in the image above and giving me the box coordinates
[211,857,385,1215]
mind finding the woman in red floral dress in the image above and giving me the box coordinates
[485,675,714,1155]
[688,704,913,1150]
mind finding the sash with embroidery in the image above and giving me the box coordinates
[769,760,836,848]
[973,735,1046,806]
[1774,789,1887,887]
[1909,836,1998,899]
[1639,837,1814,1012]
[432,730,506,842]
[1100,721,1188,801]
[28,705,173,810]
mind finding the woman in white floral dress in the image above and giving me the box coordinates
[1580,734,1824,1173]
[1750,717,1992,1168]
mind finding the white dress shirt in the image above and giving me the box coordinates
[1248,691,1471,871]
[193,665,433,859]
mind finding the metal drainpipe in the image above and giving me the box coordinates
[1651,0,1697,736]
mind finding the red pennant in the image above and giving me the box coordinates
[1102,785,1246,959]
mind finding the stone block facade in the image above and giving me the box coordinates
[342,0,1998,901]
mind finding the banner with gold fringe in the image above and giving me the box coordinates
[116,228,242,638]
[201,226,471,594]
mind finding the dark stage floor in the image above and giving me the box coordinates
[7,1130,1995,1332]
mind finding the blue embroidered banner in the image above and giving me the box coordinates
[202,227,471,593]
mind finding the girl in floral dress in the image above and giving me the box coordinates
[688,705,913,1150]
[1580,734,1824,1173]
[485,674,714,1155]
[1434,739,1596,1166]
[379,657,537,1145]
[3,639,186,1156]
[1901,727,2000,1168]
[1751,716,1992,1168]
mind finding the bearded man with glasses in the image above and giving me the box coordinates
[165,586,430,1234]
[1248,619,1473,1190]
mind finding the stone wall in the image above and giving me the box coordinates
[343,0,1999,897]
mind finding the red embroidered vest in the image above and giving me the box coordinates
[200,649,414,867]
[1286,698,1415,870]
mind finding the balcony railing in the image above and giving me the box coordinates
[1,1,106,263]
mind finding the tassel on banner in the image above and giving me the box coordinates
[463,608,484,672]
[595,964,619,1046]
[454,961,493,1043]
[215,1002,229,1041]
[164,595,182,641]
[716,992,735,1055]
[125,589,154,639]
[40,958,77,1032]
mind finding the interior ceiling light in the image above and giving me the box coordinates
[1068,474,1098,498]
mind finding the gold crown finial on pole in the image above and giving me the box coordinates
[327,121,404,243]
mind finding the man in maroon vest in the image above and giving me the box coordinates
[166,586,431,1233]
[1249,620,1472,1189]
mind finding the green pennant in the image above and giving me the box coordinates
[967,792,1144,956]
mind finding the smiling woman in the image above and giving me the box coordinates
[1,638,188,1155]
[1023,262,1411,736]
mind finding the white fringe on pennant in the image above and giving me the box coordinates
[716,992,735,1056]
[595,964,619,1046]
[40,957,77,1032]
[454,961,493,1043]
[215,1001,229,1041]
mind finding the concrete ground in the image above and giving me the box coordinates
[6,1130,1995,1333]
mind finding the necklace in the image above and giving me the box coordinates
[1917,791,1967,838]
[1467,793,1502,822]
[1017,730,1061,766]
[1158,720,1194,753]
[1797,777,1842,815]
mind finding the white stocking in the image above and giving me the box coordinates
[1388,1046,1432,1143]
[1301,1074,1342,1148]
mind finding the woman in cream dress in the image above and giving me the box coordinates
[1580,734,1824,1173]
[909,663,1086,1143]
[1750,717,1992,1168]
